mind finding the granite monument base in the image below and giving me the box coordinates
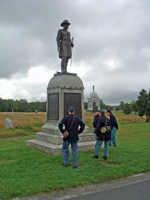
[26,72,102,155]
[26,125,96,155]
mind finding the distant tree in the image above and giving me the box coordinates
[105,105,111,110]
[137,89,150,122]
[12,101,19,112]
[84,102,88,110]
[0,99,14,112]
[0,99,47,112]
[13,107,18,112]
[124,103,132,115]
[100,99,106,109]
[120,101,125,111]
[147,90,150,122]
[0,101,9,112]
[6,99,14,111]
[18,99,28,112]
[40,102,46,112]
[93,104,98,113]
[130,100,138,114]
[35,101,41,111]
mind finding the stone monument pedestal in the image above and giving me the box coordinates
[26,72,96,155]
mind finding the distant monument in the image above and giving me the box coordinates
[5,118,13,129]
[26,20,95,155]
[87,86,100,112]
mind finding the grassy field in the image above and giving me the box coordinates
[0,112,146,139]
[0,112,46,139]
[0,112,46,129]
[0,112,150,199]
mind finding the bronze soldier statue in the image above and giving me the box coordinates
[56,20,74,73]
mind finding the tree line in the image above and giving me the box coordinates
[119,89,150,122]
[0,99,46,112]
[85,89,150,122]
[0,89,150,122]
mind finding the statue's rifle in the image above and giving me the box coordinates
[71,37,74,67]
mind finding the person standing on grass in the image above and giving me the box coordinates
[93,109,100,136]
[106,110,118,147]
[58,107,85,168]
[91,109,111,160]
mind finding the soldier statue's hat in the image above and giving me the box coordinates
[61,20,71,27]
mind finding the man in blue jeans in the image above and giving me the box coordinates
[58,107,85,168]
[106,110,118,147]
[91,109,111,160]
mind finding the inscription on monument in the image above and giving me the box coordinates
[64,93,82,118]
[47,93,59,120]
[80,136,94,141]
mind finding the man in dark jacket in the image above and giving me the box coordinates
[106,110,118,147]
[91,109,111,160]
[93,109,100,135]
[58,107,85,168]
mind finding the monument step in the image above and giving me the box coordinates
[41,123,90,135]
[36,132,95,145]
[41,123,61,135]
[36,132,63,145]
[26,139,96,155]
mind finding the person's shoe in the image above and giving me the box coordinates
[91,155,98,159]
[62,164,68,167]
[73,166,78,169]
[102,156,107,160]
[109,144,111,146]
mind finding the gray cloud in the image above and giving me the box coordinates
[0,0,150,104]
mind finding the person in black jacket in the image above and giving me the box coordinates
[91,109,111,160]
[93,110,100,136]
[58,107,85,168]
[106,110,118,147]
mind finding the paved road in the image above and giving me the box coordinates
[12,172,150,200]
[67,177,150,200]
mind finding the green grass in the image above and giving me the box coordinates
[0,122,150,200]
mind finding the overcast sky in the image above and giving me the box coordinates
[0,0,150,105]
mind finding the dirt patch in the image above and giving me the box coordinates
[0,159,11,163]
[104,161,121,166]
[78,163,84,167]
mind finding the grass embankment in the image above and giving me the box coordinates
[0,112,150,199]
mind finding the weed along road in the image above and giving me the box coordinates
[11,173,150,200]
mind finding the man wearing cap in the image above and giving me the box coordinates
[93,110,100,136]
[56,20,74,73]
[58,107,85,168]
[91,109,111,160]
[106,110,118,147]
